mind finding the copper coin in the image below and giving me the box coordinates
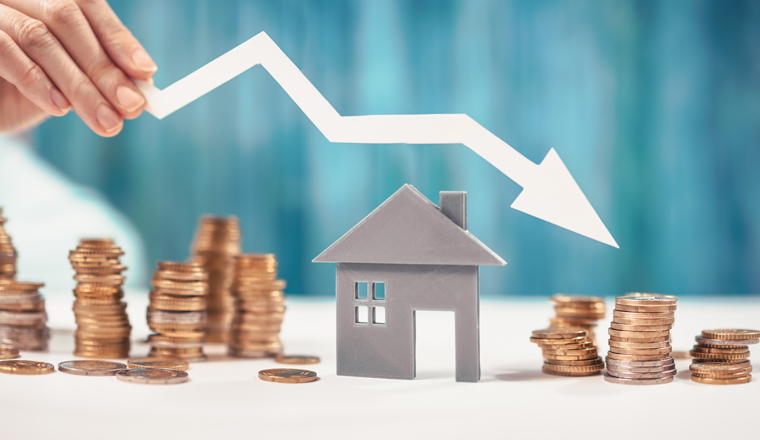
[0,360,55,375]
[58,360,126,376]
[258,368,317,384]
[275,354,320,365]
[116,368,189,385]
[701,329,760,341]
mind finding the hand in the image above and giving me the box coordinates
[0,0,156,136]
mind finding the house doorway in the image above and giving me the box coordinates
[414,311,456,380]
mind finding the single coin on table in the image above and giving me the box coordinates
[701,329,760,341]
[258,368,317,384]
[275,354,320,365]
[0,360,55,375]
[603,373,674,385]
[128,358,189,371]
[0,347,20,360]
[691,375,752,385]
[58,360,126,376]
[116,368,189,385]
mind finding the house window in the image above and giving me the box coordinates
[354,281,386,326]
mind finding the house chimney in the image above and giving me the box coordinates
[439,191,467,230]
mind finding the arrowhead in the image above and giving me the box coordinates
[510,148,618,248]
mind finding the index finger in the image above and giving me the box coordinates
[75,0,156,80]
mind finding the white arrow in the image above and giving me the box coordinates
[134,32,618,248]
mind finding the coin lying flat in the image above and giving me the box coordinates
[0,347,20,360]
[695,336,759,346]
[127,358,189,371]
[691,375,752,385]
[258,368,317,383]
[275,354,320,365]
[603,372,674,385]
[0,360,55,375]
[58,360,126,376]
[531,329,586,339]
[116,368,189,385]
[701,329,760,341]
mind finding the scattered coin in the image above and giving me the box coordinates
[275,354,320,365]
[258,368,317,383]
[58,360,126,376]
[128,358,189,371]
[0,359,55,375]
[116,368,189,385]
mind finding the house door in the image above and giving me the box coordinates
[413,310,456,379]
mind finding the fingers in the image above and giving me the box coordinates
[0,3,123,136]
[0,79,52,133]
[3,0,147,121]
[75,0,157,80]
[0,29,70,118]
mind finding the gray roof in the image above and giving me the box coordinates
[313,185,506,266]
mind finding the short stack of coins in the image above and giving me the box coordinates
[190,216,241,343]
[228,254,286,358]
[0,208,18,279]
[530,328,604,376]
[549,294,606,345]
[689,328,757,385]
[604,293,677,385]
[147,262,208,361]
[69,239,131,358]
[0,281,49,351]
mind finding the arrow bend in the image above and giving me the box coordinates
[134,32,618,248]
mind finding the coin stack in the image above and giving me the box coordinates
[190,216,241,343]
[0,208,18,279]
[146,262,208,362]
[228,254,286,358]
[549,294,606,345]
[604,293,677,385]
[688,329,757,385]
[69,239,131,358]
[530,328,604,376]
[0,281,49,351]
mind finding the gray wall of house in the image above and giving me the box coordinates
[336,262,480,382]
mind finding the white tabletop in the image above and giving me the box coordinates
[2,291,759,440]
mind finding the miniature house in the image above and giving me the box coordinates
[314,184,506,382]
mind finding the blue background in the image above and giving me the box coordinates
[31,0,760,296]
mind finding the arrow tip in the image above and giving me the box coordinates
[511,148,618,248]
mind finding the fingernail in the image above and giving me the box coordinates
[96,104,122,132]
[50,89,71,113]
[132,48,157,72]
[116,85,145,112]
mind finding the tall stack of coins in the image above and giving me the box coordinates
[0,281,49,351]
[604,293,677,385]
[689,329,757,385]
[530,328,604,376]
[549,294,606,345]
[146,262,208,361]
[228,254,286,358]
[0,208,18,279]
[69,239,131,358]
[190,216,241,343]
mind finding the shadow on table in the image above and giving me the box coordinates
[492,369,561,382]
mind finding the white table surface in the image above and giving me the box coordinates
[1,291,759,440]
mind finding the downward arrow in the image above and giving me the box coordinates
[135,32,618,248]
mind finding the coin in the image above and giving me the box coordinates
[606,369,676,379]
[615,295,677,307]
[695,336,758,347]
[691,346,749,354]
[608,328,670,339]
[0,347,20,359]
[608,347,672,356]
[127,358,189,371]
[614,304,677,313]
[603,373,674,385]
[531,328,586,339]
[701,329,760,341]
[691,375,752,385]
[258,368,317,383]
[543,358,603,366]
[612,310,675,321]
[58,360,126,376]
[116,368,189,385]
[275,354,320,365]
[0,360,55,375]
[607,352,670,361]
[671,351,692,359]
[606,363,675,373]
[529,336,586,345]
[605,356,675,367]
[691,351,750,360]
[610,323,673,332]
[608,340,671,349]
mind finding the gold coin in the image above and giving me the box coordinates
[541,347,597,356]
[0,347,20,359]
[128,358,189,371]
[530,336,586,345]
[701,329,760,341]
[691,345,749,354]
[275,354,320,365]
[258,368,317,383]
[0,360,55,375]
[691,351,750,360]
[691,374,751,385]
[531,328,586,339]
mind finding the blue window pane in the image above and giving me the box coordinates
[355,282,368,299]
[374,282,385,300]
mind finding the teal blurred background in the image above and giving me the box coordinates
[29,0,760,296]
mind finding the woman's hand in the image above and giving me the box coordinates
[0,0,156,136]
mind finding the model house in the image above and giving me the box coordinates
[314,184,506,382]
